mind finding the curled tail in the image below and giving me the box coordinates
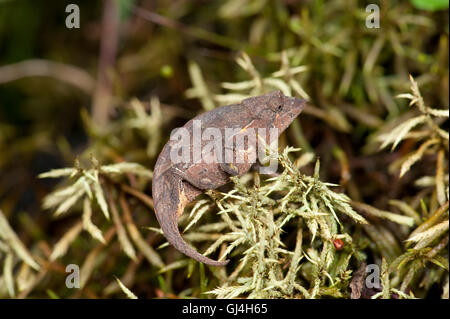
[152,172,229,267]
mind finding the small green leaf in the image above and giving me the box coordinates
[93,181,110,220]
[114,277,138,299]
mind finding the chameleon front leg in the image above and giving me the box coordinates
[219,162,253,176]
[220,145,256,176]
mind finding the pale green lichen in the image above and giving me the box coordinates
[178,147,367,298]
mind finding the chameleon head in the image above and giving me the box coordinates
[270,91,306,133]
[244,90,306,134]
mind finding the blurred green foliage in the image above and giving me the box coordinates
[411,0,449,11]
[0,0,448,299]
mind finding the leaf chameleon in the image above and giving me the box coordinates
[152,91,306,266]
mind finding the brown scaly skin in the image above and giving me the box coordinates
[152,91,306,266]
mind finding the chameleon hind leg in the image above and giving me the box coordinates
[172,164,229,190]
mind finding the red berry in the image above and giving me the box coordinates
[333,239,344,250]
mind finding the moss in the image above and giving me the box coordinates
[0,0,448,299]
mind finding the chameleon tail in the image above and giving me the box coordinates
[153,173,229,267]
